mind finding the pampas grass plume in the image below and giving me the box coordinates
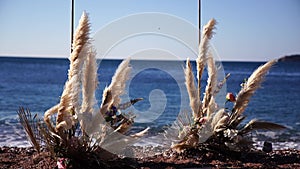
[56,11,90,132]
[80,48,98,114]
[229,60,276,126]
[202,55,217,116]
[196,18,217,111]
[101,57,131,108]
[239,119,286,135]
[185,58,200,119]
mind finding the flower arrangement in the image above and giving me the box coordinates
[17,12,288,168]
[18,12,148,167]
[172,18,286,153]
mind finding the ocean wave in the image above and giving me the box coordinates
[1,121,299,150]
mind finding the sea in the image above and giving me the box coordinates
[0,56,299,150]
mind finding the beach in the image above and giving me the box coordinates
[1,1,300,168]
[1,146,299,168]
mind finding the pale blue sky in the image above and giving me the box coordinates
[0,0,299,61]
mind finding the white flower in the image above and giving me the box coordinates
[224,129,238,139]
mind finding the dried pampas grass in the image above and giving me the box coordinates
[18,11,150,161]
[206,96,217,118]
[18,107,41,152]
[172,19,217,150]
[229,60,276,127]
[239,119,286,135]
[80,48,98,114]
[184,19,217,121]
[211,109,229,133]
[185,58,200,119]
[172,19,285,153]
[44,104,59,132]
[196,18,216,104]
[202,55,218,117]
[79,48,98,133]
[56,11,90,133]
[171,128,199,153]
[214,73,230,95]
[101,57,131,110]
[43,11,91,134]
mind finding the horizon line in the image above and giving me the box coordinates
[0,55,277,63]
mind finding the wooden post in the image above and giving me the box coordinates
[198,0,201,45]
[70,0,74,53]
[197,0,201,106]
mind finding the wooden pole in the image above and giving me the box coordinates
[198,0,201,45]
[70,0,74,53]
[197,0,202,113]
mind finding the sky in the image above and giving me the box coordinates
[0,0,299,61]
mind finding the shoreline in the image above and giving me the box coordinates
[1,136,300,151]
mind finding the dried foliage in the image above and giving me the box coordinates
[187,18,217,121]
[55,11,90,134]
[239,119,287,135]
[185,58,200,119]
[173,19,286,153]
[17,12,288,166]
[80,48,98,116]
[18,12,147,165]
[228,60,277,128]
[202,55,218,117]
[17,107,41,153]
[196,19,217,115]
[100,57,131,115]
[79,48,98,134]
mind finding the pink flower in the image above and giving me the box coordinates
[226,93,236,102]
[199,117,207,124]
[57,158,67,169]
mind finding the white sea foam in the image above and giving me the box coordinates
[254,141,300,150]
[0,126,31,147]
[0,139,31,147]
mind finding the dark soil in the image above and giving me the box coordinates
[0,146,299,169]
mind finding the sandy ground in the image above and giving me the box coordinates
[0,146,299,169]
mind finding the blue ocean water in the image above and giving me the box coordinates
[0,56,299,149]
